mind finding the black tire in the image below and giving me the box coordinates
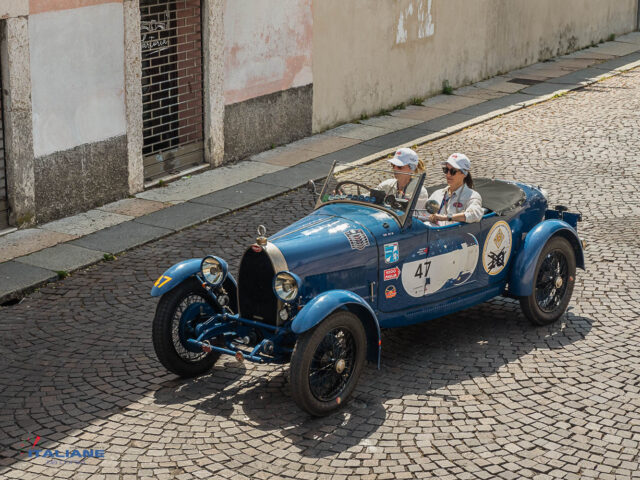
[152,277,221,377]
[290,311,367,416]
[520,236,577,325]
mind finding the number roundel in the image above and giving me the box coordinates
[482,221,512,275]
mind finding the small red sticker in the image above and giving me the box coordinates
[384,267,401,281]
[251,245,262,252]
[385,285,397,299]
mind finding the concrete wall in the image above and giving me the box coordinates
[223,0,313,161]
[29,2,126,157]
[312,0,638,131]
[28,0,128,221]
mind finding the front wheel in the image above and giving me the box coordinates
[290,311,366,416]
[152,277,221,377]
[519,236,577,325]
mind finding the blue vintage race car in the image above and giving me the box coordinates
[151,163,584,416]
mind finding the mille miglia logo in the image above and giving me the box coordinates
[19,434,105,464]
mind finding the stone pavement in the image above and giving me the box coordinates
[2,34,640,303]
[1,45,640,479]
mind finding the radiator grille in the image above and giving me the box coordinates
[140,0,205,182]
[238,249,279,326]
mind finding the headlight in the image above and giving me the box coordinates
[201,256,228,286]
[273,271,301,303]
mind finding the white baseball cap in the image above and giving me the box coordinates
[388,148,419,170]
[444,153,471,175]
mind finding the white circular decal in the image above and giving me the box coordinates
[482,221,512,275]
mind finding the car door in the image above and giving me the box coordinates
[378,220,484,312]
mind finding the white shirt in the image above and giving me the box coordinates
[377,178,429,217]
[429,184,483,225]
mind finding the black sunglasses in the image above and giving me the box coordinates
[442,166,460,175]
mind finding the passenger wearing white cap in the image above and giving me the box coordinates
[377,148,429,217]
[427,153,483,226]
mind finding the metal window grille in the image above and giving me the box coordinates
[140,0,205,182]
[0,63,9,230]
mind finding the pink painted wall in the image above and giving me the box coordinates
[224,0,312,105]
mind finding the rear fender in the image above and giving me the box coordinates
[151,259,238,309]
[291,290,381,368]
[509,220,584,297]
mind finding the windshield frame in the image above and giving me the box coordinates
[315,161,426,228]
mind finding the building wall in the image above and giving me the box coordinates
[29,0,128,222]
[312,0,638,131]
[222,0,313,161]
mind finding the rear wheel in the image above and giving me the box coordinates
[290,311,366,416]
[520,236,576,325]
[152,277,221,377]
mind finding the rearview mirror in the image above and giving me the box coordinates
[307,180,318,196]
[426,199,439,214]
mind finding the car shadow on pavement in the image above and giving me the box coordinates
[152,298,592,459]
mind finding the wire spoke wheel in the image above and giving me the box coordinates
[308,327,357,402]
[171,294,210,362]
[152,277,221,377]
[520,236,577,325]
[535,251,569,313]
[290,311,367,416]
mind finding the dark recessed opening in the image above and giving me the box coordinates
[508,78,544,86]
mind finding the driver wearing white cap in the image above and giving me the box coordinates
[377,148,429,218]
[428,153,483,226]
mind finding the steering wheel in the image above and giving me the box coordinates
[384,194,409,211]
[334,181,373,196]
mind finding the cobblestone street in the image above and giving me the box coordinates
[1,69,639,479]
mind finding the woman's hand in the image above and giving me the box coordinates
[429,213,467,223]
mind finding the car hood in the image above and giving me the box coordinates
[267,204,399,290]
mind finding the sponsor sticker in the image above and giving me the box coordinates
[344,229,370,251]
[384,242,399,263]
[385,285,397,299]
[384,267,401,281]
[482,221,512,275]
[416,247,429,256]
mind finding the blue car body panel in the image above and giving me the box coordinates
[509,219,584,296]
[151,258,202,297]
[268,181,555,330]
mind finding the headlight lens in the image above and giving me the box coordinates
[201,256,227,286]
[273,271,301,303]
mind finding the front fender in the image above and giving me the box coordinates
[509,220,585,296]
[151,259,238,306]
[292,290,381,367]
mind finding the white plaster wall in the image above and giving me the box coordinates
[313,0,638,131]
[224,0,312,105]
[1,0,28,19]
[29,3,126,157]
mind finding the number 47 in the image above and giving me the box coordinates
[414,261,431,279]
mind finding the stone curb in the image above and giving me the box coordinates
[1,49,639,304]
